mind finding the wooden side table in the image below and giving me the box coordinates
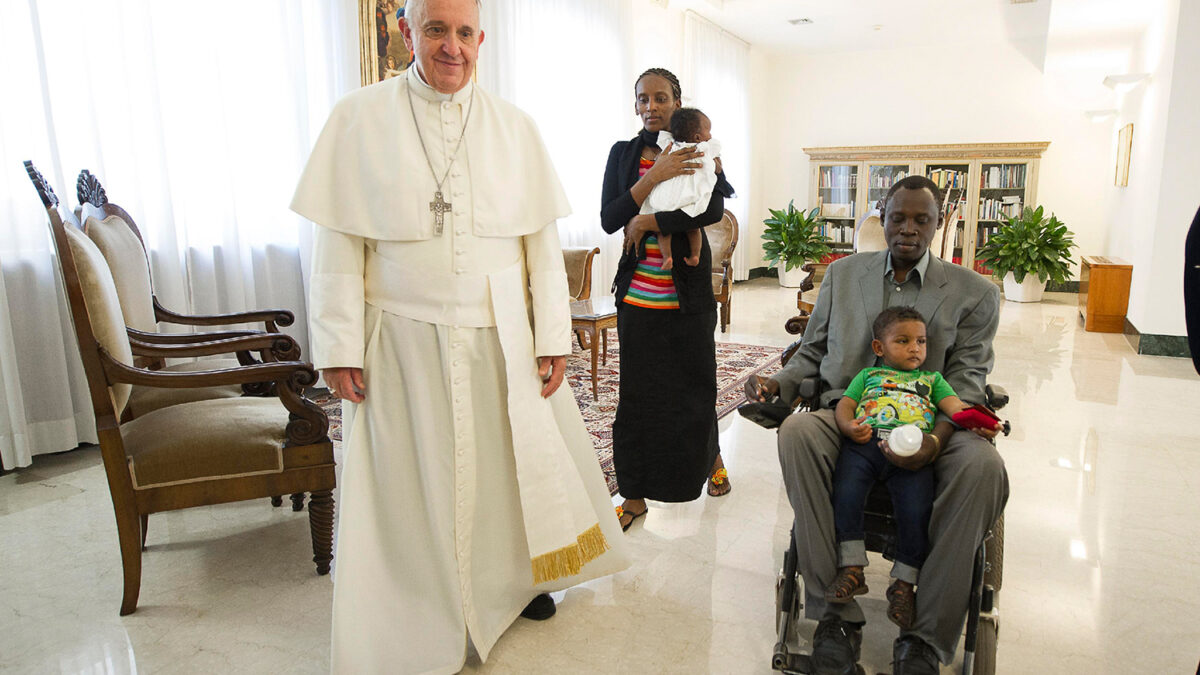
[1079,255,1133,333]
[570,298,618,400]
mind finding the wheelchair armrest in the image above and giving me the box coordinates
[798,377,822,407]
[985,384,1009,410]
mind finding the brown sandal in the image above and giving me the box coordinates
[886,579,916,629]
[824,566,868,604]
[707,467,731,497]
[615,504,647,532]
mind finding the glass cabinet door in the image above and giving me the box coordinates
[925,163,970,266]
[865,164,911,213]
[816,164,859,262]
[974,162,1029,274]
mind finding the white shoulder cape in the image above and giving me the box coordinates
[291,73,570,240]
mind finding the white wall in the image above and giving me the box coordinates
[1105,0,1195,336]
[753,40,1115,281]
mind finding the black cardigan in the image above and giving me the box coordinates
[600,133,735,313]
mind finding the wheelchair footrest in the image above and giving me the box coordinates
[772,651,865,675]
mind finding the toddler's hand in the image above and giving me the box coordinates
[846,415,873,444]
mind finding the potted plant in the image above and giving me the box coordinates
[975,205,1076,302]
[762,200,833,287]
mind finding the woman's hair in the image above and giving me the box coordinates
[636,67,682,102]
[872,306,925,340]
[882,175,944,214]
[669,108,706,142]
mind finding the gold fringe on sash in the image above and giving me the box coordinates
[529,523,610,585]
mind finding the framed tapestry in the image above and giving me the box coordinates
[359,0,412,86]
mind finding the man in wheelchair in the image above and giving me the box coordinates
[747,175,1009,674]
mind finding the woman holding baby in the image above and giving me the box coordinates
[600,67,735,531]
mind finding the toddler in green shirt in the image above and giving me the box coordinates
[826,306,969,630]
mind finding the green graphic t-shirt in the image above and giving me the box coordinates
[842,366,957,432]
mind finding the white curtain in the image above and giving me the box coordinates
[478,0,634,300]
[683,11,751,280]
[0,0,357,469]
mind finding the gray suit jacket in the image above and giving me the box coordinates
[775,251,1001,413]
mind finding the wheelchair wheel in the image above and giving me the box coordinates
[984,516,1004,591]
[775,572,804,637]
[971,613,999,675]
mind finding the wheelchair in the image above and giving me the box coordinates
[742,366,1009,675]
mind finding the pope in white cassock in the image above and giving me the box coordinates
[290,0,630,672]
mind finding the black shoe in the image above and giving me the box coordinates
[811,617,862,675]
[519,593,556,621]
[892,635,939,675]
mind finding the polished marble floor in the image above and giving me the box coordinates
[2,279,1198,674]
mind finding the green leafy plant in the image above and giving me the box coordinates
[976,205,1076,284]
[761,200,833,272]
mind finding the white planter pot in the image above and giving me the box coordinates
[1002,271,1047,302]
[778,262,810,288]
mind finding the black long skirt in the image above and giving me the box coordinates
[612,303,720,502]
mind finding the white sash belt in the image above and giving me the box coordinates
[364,251,496,328]
[364,252,608,583]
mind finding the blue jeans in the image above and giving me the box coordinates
[831,432,934,580]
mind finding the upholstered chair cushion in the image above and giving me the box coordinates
[562,248,591,300]
[707,223,733,266]
[855,214,887,253]
[126,358,244,418]
[84,214,158,332]
[64,226,134,415]
[121,397,331,489]
[711,272,725,297]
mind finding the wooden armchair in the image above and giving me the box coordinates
[562,246,600,301]
[706,209,739,333]
[75,171,309,510]
[563,246,600,350]
[75,170,298,400]
[28,161,335,616]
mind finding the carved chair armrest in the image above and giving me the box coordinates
[129,334,299,362]
[99,352,327,445]
[152,296,295,331]
[127,327,267,344]
[784,313,811,336]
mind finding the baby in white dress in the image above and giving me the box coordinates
[640,108,721,269]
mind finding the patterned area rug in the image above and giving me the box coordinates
[315,334,781,495]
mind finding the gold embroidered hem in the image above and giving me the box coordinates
[530,522,611,585]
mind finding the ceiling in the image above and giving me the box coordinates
[672,0,1159,63]
[670,0,1051,54]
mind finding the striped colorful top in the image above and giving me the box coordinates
[624,156,680,310]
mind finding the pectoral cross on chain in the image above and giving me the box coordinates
[430,190,451,235]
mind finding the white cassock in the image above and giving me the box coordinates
[291,66,629,674]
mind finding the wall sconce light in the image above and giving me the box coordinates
[1084,109,1118,122]
[1102,73,1150,90]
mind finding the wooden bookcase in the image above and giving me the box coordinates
[805,142,1049,274]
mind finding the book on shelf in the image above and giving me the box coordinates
[977,195,1023,221]
[819,167,858,189]
[870,170,907,189]
[928,168,965,191]
[981,164,1026,189]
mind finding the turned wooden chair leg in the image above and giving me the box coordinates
[140,514,149,551]
[308,490,334,575]
[270,496,283,507]
[290,492,306,512]
[115,507,143,615]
